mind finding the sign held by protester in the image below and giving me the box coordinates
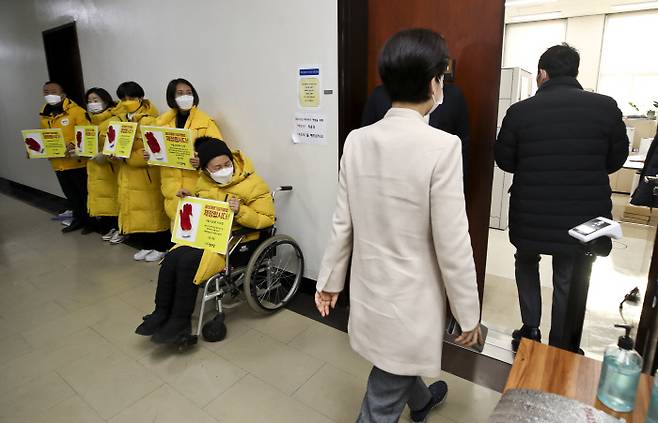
[21,128,66,159]
[102,122,138,158]
[74,126,99,157]
[140,126,195,170]
[171,197,234,255]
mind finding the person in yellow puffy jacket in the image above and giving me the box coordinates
[84,87,124,243]
[135,137,275,344]
[111,81,170,262]
[40,81,91,233]
[150,78,223,225]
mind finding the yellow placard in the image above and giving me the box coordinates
[171,197,234,255]
[21,129,66,159]
[102,122,137,158]
[74,126,99,157]
[140,126,194,170]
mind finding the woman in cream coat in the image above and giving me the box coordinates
[315,29,482,423]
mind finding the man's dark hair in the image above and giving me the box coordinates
[116,81,145,99]
[538,43,580,78]
[166,78,200,109]
[378,28,449,103]
[85,87,116,108]
[44,81,65,92]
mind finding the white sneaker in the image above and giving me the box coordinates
[134,249,153,261]
[110,232,127,244]
[58,210,73,218]
[61,218,72,226]
[144,250,166,262]
[102,228,117,241]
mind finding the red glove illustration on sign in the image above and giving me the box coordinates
[107,125,116,146]
[145,132,161,153]
[180,203,193,232]
[25,137,43,153]
[76,131,83,150]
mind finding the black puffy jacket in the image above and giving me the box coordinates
[631,131,658,207]
[495,76,629,254]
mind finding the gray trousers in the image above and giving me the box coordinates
[357,366,431,423]
[514,251,593,346]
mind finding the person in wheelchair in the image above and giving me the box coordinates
[135,136,275,344]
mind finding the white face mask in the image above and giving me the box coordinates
[175,95,194,111]
[208,166,234,185]
[87,102,104,113]
[44,94,62,105]
[426,75,444,118]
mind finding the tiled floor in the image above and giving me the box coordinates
[482,193,656,360]
[0,194,501,423]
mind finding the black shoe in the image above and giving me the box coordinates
[151,317,191,344]
[410,381,448,423]
[81,225,96,235]
[135,310,169,336]
[511,325,541,352]
[62,220,84,233]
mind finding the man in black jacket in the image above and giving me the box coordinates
[361,83,470,180]
[495,44,629,350]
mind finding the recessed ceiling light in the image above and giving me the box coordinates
[508,11,563,22]
[612,1,658,11]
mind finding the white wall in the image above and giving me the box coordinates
[0,0,339,279]
[565,15,605,91]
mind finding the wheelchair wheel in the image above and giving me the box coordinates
[244,234,304,314]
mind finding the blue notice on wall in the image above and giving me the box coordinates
[299,68,320,76]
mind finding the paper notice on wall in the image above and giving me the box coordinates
[292,113,327,145]
[298,66,321,108]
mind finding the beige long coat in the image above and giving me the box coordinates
[317,107,480,377]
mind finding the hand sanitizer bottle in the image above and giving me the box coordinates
[596,324,643,413]
[647,375,658,423]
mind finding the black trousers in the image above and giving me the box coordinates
[98,216,118,233]
[132,231,172,252]
[154,247,203,318]
[514,250,594,347]
[55,168,89,224]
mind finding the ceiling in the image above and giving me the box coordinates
[505,0,658,23]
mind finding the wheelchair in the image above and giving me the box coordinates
[177,186,304,348]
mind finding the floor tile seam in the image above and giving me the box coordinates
[51,369,108,422]
[196,372,250,411]
[290,360,330,398]
[241,371,337,421]
[249,325,329,365]
[154,381,224,422]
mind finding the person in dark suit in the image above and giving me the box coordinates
[361,82,470,179]
[495,44,629,350]
[631,129,658,207]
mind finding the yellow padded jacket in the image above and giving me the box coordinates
[86,105,123,217]
[111,100,170,234]
[39,98,89,171]
[154,107,222,222]
[180,151,275,284]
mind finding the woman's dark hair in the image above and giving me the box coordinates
[85,87,116,108]
[378,29,449,103]
[166,78,200,109]
[538,43,580,78]
[116,81,145,99]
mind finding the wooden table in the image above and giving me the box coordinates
[504,339,654,423]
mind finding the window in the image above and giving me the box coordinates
[503,19,567,92]
[598,10,658,116]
